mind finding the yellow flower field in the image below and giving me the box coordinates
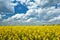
[0,25,60,40]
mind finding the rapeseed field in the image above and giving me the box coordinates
[0,25,60,40]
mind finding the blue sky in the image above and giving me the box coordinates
[0,0,60,25]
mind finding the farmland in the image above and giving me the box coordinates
[0,25,60,40]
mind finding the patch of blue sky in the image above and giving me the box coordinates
[30,0,35,2]
[14,2,28,13]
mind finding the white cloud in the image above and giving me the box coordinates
[48,15,60,24]
[0,0,14,13]
[0,0,60,13]
[26,17,37,22]
[3,0,15,13]
[48,15,60,22]
[2,7,60,25]
[1,0,60,25]
[0,14,5,20]
[3,14,24,22]
[0,14,2,19]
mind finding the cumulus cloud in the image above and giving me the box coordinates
[48,16,60,24]
[0,0,14,13]
[2,7,60,25]
[1,0,60,25]
[0,14,2,19]
[48,15,60,22]
[0,0,60,13]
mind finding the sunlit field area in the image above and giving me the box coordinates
[0,25,60,40]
